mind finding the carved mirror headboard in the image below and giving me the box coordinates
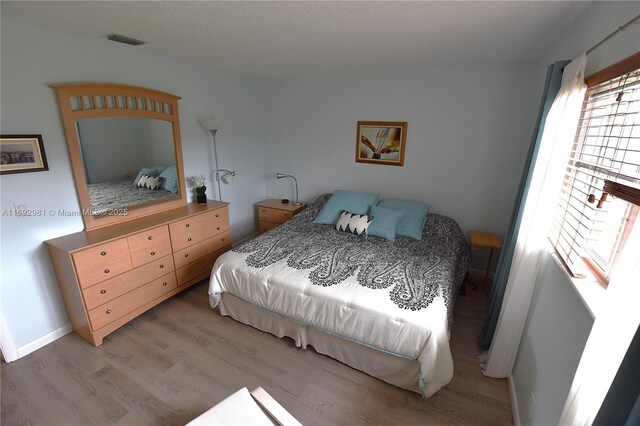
[51,83,187,230]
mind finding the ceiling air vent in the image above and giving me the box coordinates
[106,34,146,46]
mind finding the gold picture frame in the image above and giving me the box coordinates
[356,121,407,166]
[0,135,49,174]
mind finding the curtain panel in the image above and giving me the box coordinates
[482,54,587,378]
[478,59,568,350]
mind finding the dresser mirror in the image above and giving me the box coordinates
[51,83,187,230]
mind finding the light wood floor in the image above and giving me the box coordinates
[1,281,513,425]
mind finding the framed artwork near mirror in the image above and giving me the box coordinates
[50,83,187,229]
[0,134,49,174]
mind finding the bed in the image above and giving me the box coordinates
[209,194,470,398]
[87,177,177,215]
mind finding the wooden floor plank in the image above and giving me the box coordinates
[1,279,512,425]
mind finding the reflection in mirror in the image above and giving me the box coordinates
[76,116,179,215]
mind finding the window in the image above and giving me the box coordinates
[549,53,640,285]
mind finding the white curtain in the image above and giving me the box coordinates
[482,54,587,378]
[559,214,640,425]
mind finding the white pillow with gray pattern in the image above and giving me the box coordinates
[137,174,164,190]
[335,210,372,236]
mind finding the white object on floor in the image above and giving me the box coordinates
[187,387,302,426]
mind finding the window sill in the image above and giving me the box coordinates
[546,244,604,320]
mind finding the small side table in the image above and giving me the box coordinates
[257,199,306,233]
[469,231,503,296]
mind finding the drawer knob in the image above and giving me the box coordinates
[160,264,164,269]
[148,236,153,240]
[216,227,221,230]
[104,268,110,274]
[106,309,112,314]
[151,251,156,256]
[188,237,192,242]
[186,223,190,228]
[185,254,189,258]
[222,238,226,242]
[100,289,106,294]
[215,214,219,218]
[100,251,106,256]
[162,282,167,286]
[187,271,191,275]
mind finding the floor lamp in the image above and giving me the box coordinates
[199,117,235,202]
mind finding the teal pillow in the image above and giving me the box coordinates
[313,190,380,225]
[368,205,404,241]
[158,165,179,194]
[377,199,431,240]
[133,167,162,186]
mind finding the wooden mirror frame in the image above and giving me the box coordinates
[51,83,187,230]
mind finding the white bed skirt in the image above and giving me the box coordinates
[218,293,421,393]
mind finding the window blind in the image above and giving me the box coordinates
[549,64,639,278]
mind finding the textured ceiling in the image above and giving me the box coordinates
[1,1,592,78]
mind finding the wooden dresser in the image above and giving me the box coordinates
[46,201,230,346]
[257,199,306,233]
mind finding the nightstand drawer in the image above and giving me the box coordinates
[87,272,177,331]
[81,255,174,310]
[173,231,231,269]
[259,208,293,224]
[259,221,279,233]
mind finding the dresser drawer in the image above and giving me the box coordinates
[169,215,205,251]
[173,231,231,269]
[128,225,172,267]
[176,251,221,286]
[87,272,177,331]
[259,208,293,224]
[81,255,175,310]
[169,215,204,236]
[203,207,230,239]
[73,239,133,288]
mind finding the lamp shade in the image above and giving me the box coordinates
[199,117,223,131]
[220,171,235,184]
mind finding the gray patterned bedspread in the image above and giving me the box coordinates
[88,177,177,215]
[234,194,470,327]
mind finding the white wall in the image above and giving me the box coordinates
[264,63,539,274]
[512,253,594,425]
[0,18,266,351]
[512,2,640,425]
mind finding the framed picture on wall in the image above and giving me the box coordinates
[0,135,49,175]
[356,121,407,166]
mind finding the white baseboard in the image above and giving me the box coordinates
[509,375,521,426]
[15,323,72,359]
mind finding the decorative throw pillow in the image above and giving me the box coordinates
[133,167,163,186]
[367,205,405,241]
[137,175,164,190]
[377,199,431,240]
[335,210,373,236]
[313,190,380,225]
[158,164,179,194]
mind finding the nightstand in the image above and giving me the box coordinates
[469,231,503,296]
[257,199,306,233]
